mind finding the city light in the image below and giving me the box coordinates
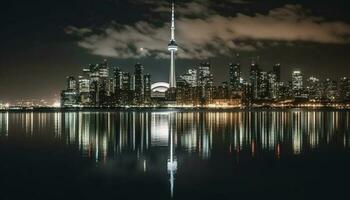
[52,102,61,108]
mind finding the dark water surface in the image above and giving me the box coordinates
[1,110,350,199]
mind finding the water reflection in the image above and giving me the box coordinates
[0,112,8,136]
[1,110,350,198]
[2,111,350,157]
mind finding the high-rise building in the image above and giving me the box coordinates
[292,70,303,91]
[176,80,193,105]
[268,71,278,100]
[249,61,260,100]
[82,60,111,107]
[144,74,152,104]
[259,71,269,99]
[112,67,133,105]
[66,76,77,91]
[78,76,91,105]
[292,70,303,98]
[168,1,177,89]
[306,76,322,101]
[134,63,144,105]
[273,63,281,82]
[99,60,111,106]
[242,81,251,103]
[60,76,79,107]
[197,62,214,104]
[198,62,213,87]
[229,55,242,91]
[324,78,338,102]
[99,59,109,78]
[113,67,122,104]
[120,72,132,105]
[339,77,350,102]
[60,90,78,107]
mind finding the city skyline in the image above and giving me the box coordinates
[57,56,350,108]
[1,0,350,102]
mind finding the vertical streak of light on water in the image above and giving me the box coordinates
[78,112,82,151]
[146,112,149,150]
[54,112,62,138]
[141,113,144,153]
[119,112,122,154]
[271,112,276,152]
[95,113,99,163]
[238,112,243,153]
[209,113,213,154]
[30,112,33,136]
[133,112,136,151]
[0,112,9,136]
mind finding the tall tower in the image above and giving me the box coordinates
[168,1,178,88]
[229,54,241,91]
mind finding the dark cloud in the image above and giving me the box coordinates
[66,3,350,59]
[64,26,92,36]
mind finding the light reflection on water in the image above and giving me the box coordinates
[1,110,350,198]
[1,111,350,159]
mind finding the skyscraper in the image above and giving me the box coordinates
[66,76,77,91]
[81,60,111,107]
[259,71,269,99]
[249,60,260,100]
[144,74,152,104]
[269,63,281,100]
[78,76,91,105]
[120,72,132,105]
[176,80,193,105]
[198,62,214,103]
[134,63,144,105]
[324,78,338,102]
[339,77,350,102]
[168,1,177,89]
[268,71,278,100]
[273,63,281,82]
[292,70,303,97]
[61,76,79,107]
[229,55,242,91]
[306,76,322,101]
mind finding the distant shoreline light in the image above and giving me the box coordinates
[52,102,61,108]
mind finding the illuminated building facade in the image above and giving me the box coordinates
[292,70,305,99]
[229,57,242,91]
[339,77,350,102]
[134,63,144,105]
[324,78,338,102]
[249,61,260,100]
[306,76,322,101]
[144,74,152,104]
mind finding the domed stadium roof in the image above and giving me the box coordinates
[151,82,169,93]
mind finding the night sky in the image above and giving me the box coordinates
[1,0,350,103]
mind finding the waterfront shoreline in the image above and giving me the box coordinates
[1,106,350,112]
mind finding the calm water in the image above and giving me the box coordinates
[1,110,350,199]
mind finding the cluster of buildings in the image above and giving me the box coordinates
[0,102,10,110]
[60,58,350,108]
[234,60,350,105]
[60,1,350,108]
[0,99,57,109]
[61,61,152,107]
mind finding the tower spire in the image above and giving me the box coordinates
[171,0,175,41]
